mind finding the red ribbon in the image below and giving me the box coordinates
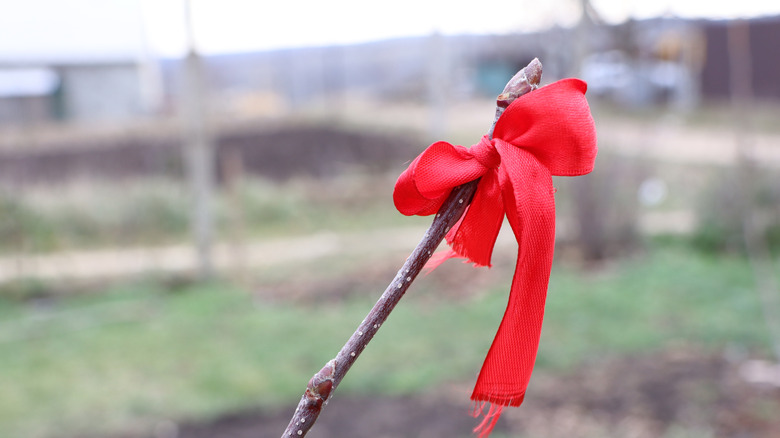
[393,78,597,436]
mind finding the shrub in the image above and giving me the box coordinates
[691,167,780,254]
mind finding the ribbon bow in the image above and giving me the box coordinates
[393,78,597,436]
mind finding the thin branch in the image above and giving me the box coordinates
[281,58,542,438]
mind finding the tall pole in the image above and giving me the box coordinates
[426,31,447,140]
[728,19,780,361]
[182,0,214,278]
[135,0,163,115]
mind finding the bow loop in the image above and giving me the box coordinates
[394,141,493,217]
[494,78,597,176]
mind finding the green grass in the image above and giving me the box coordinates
[0,244,773,437]
[539,246,767,368]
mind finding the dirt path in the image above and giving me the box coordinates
[597,118,780,168]
[0,226,429,284]
[0,209,695,285]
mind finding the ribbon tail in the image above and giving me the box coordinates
[447,170,504,267]
[470,145,556,427]
[424,170,504,273]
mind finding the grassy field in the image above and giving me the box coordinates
[2,103,780,436]
[0,242,772,438]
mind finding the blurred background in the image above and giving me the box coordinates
[1,0,780,437]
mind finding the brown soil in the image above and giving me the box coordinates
[0,124,422,186]
[152,349,780,438]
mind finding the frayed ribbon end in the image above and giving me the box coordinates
[424,248,491,275]
[471,402,504,438]
[423,248,458,274]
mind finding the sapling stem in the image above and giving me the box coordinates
[281,58,542,438]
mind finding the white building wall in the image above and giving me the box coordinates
[59,63,145,121]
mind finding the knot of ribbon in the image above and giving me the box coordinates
[393,78,597,437]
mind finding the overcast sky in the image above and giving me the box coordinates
[1,0,780,61]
